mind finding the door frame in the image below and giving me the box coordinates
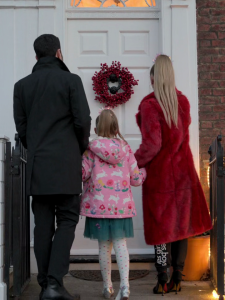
[63,0,200,173]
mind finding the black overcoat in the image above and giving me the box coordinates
[13,57,91,196]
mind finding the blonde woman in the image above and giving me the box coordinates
[135,55,212,295]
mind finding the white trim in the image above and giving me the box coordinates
[0,282,6,300]
[0,5,55,8]
[170,5,189,8]
[66,8,160,19]
[0,0,55,9]
[0,136,9,142]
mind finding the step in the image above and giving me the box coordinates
[69,255,156,271]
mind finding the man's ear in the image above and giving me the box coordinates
[36,55,38,61]
[56,49,63,61]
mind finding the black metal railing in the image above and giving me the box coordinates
[4,134,30,299]
[208,135,225,299]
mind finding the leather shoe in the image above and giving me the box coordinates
[39,285,47,300]
[41,279,80,300]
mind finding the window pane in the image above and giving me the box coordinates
[70,0,156,8]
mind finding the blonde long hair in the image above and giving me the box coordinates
[153,55,178,128]
[96,109,126,142]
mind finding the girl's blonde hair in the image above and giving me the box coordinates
[96,109,126,142]
[153,55,178,128]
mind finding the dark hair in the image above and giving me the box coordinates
[150,65,155,76]
[34,34,61,59]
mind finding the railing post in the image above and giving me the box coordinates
[0,136,10,300]
[209,135,225,298]
[216,135,224,297]
[10,134,30,298]
[3,134,30,299]
[4,141,12,300]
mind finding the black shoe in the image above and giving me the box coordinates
[39,284,47,300]
[41,279,80,300]
[153,271,168,296]
[167,270,184,294]
[39,287,46,300]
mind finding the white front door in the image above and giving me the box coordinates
[67,12,159,255]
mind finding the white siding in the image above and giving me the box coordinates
[0,0,60,143]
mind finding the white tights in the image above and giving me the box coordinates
[98,238,130,289]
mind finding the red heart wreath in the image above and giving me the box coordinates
[92,61,138,108]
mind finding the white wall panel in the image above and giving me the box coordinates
[0,0,57,142]
[0,268,3,283]
[15,9,38,80]
[0,204,4,225]
[38,7,55,35]
[160,0,199,171]
[0,282,6,300]
[0,182,4,205]
[0,9,15,144]
[0,142,5,162]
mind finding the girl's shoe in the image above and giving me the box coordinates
[102,287,114,298]
[167,270,184,294]
[115,286,130,300]
[153,271,168,296]
[120,286,130,299]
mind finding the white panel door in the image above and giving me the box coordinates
[67,16,159,255]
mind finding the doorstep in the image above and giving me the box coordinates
[69,254,156,271]
[31,248,156,273]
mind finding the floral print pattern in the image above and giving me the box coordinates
[81,137,146,219]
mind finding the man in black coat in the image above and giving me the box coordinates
[13,34,91,300]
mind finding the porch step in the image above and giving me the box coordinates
[70,254,155,264]
[69,255,156,272]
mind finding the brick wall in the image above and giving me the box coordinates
[196,0,225,202]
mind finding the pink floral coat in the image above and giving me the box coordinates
[81,137,146,218]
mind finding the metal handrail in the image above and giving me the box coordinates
[208,135,224,298]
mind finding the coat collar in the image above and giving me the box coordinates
[32,56,70,73]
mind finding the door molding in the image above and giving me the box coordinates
[66,8,160,20]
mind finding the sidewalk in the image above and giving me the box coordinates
[20,272,215,300]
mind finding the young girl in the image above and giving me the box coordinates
[80,108,146,300]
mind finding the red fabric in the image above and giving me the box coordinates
[135,91,212,245]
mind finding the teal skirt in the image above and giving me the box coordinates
[84,217,134,241]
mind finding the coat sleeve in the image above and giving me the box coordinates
[134,101,162,168]
[82,150,94,182]
[13,82,27,149]
[70,75,91,154]
[128,147,147,186]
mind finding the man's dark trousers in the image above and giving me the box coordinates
[32,194,80,287]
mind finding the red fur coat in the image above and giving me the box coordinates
[135,91,212,245]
